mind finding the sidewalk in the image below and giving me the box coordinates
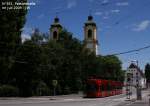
[117,89,150,106]
[0,94,83,101]
[123,96,149,106]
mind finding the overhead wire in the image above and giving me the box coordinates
[107,45,150,56]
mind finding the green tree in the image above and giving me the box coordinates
[11,41,42,96]
[41,40,65,94]
[54,30,83,93]
[31,28,44,44]
[0,0,27,84]
[101,55,123,80]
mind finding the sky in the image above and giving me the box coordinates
[22,0,150,70]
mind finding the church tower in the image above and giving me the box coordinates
[50,17,62,40]
[84,15,99,55]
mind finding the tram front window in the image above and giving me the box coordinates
[86,84,98,92]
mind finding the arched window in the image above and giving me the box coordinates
[53,31,57,39]
[88,29,92,39]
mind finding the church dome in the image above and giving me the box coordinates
[88,15,93,21]
[54,17,59,23]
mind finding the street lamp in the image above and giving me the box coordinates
[131,60,142,100]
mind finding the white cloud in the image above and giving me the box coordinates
[21,33,31,42]
[95,11,103,16]
[132,20,150,31]
[21,27,33,42]
[103,16,109,19]
[22,27,32,34]
[37,14,45,19]
[102,0,109,4]
[67,0,76,9]
[111,9,120,13]
[116,2,129,6]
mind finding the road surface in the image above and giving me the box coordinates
[0,88,149,106]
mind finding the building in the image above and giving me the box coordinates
[49,15,99,55]
[125,63,146,89]
[50,16,62,40]
[84,15,99,55]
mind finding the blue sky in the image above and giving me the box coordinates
[22,0,150,70]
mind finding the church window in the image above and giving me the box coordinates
[88,29,92,39]
[53,31,57,39]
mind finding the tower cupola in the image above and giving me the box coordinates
[84,15,99,55]
[50,16,62,40]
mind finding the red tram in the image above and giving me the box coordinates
[85,78,123,98]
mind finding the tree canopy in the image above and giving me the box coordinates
[0,2,125,96]
[0,0,27,85]
[145,63,150,84]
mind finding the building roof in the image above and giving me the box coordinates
[50,17,62,28]
[129,63,137,68]
[85,15,96,27]
[129,63,145,77]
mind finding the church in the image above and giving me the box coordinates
[49,15,99,55]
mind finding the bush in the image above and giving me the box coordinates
[63,86,70,95]
[36,81,51,96]
[0,85,19,97]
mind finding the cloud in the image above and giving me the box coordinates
[103,16,109,19]
[21,33,31,42]
[22,27,32,34]
[37,14,45,19]
[52,6,63,11]
[99,11,109,19]
[102,0,109,4]
[111,9,120,13]
[95,11,103,16]
[67,0,77,9]
[116,2,129,6]
[21,27,33,42]
[132,20,150,31]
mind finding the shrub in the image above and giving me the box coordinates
[63,86,70,95]
[36,81,51,96]
[0,85,19,97]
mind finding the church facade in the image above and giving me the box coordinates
[49,15,99,55]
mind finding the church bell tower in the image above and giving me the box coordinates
[84,15,99,55]
[50,17,62,40]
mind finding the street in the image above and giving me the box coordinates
[0,89,149,106]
